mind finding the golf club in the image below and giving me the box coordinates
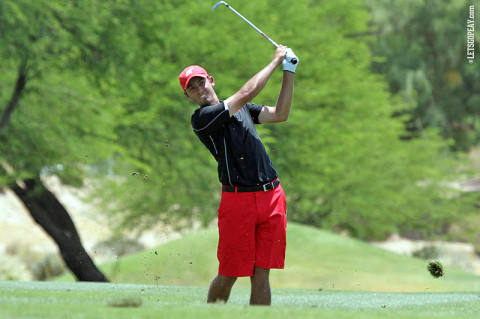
[212,1,298,64]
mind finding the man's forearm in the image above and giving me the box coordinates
[274,71,295,121]
[225,60,282,116]
[242,61,279,100]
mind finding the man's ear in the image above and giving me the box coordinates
[208,76,215,87]
[184,91,191,100]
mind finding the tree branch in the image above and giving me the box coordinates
[50,9,99,55]
[0,58,28,135]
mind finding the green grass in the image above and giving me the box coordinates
[1,281,479,319]
[59,223,480,292]
[5,224,480,318]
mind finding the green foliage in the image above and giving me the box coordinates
[258,0,466,240]
[0,0,475,242]
[0,0,123,185]
[366,0,480,151]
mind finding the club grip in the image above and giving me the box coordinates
[290,57,298,64]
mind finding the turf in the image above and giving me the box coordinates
[8,224,480,318]
[59,223,480,292]
[0,281,479,319]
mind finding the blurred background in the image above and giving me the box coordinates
[1,0,479,286]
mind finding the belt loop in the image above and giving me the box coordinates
[235,186,238,194]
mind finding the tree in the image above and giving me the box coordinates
[90,0,469,241]
[1,0,473,265]
[10,178,108,282]
[366,0,480,151]
[244,0,464,240]
[0,0,123,281]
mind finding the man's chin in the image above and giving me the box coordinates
[200,99,213,107]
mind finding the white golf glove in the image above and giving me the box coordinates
[283,48,299,73]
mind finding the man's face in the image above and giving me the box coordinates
[185,76,217,107]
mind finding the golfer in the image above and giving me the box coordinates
[179,45,298,305]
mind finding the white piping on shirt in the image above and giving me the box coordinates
[209,136,218,155]
[223,137,232,185]
[193,109,228,132]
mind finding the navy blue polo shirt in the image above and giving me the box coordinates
[191,101,278,186]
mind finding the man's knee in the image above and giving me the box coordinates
[251,267,270,281]
[216,274,238,287]
[207,275,238,303]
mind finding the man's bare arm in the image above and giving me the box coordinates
[224,46,287,117]
[257,71,294,123]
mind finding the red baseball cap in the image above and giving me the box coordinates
[179,65,209,91]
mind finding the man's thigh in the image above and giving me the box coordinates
[217,191,257,277]
[255,184,287,269]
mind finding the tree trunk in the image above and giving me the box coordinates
[10,177,109,282]
[0,58,28,135]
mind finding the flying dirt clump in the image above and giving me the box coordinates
[427,261,444,278]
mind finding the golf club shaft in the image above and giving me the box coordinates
[222,4,279,48]
[212,2,297,64]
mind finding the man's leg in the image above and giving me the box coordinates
[207,274,238,303]
[250,267,271,305]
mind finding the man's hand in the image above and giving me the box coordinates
[282,48,299,73]
[258,47,296,124]
[273,45,288,67]
[225,45,296,117]
[225,45,288,116]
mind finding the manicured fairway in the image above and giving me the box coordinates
[61,223,480,292]
[1,281,479,319]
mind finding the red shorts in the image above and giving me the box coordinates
[217,182,287,277]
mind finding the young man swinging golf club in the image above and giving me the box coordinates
[179,45,298,305]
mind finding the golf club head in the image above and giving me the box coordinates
[212,1,228,10]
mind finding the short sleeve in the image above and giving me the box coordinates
[245,103,264,124]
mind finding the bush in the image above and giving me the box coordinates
[29,253,66,281]
[412,246,441,260]
[0,254,33,281]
